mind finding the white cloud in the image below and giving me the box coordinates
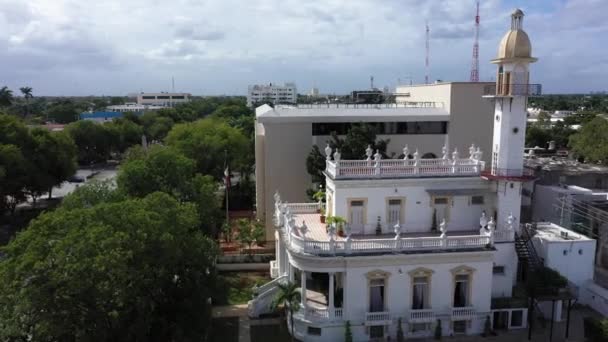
[0,0,605,95]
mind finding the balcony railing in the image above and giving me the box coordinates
[326,158,485,179]
[481,168,536,179]
[269,260,279,279]
[410,309,436,323]
[365,311,392,324]
[451,306,476,320]
[292,102,444,109]
[483,84,542,97]
[304,307,343,322]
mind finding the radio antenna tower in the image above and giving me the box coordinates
[425,21,430,84]
[469,1,480,82]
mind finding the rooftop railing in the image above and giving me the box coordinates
[285,102,444,109]
[324,144,485,180]
[483,84,542,97]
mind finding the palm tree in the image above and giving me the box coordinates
[0,86,14,108]
[20,86,33,117]
[271,282,301,342]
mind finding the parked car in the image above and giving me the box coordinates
[68,175,85,183]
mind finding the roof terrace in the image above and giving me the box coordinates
[324,144,485,180]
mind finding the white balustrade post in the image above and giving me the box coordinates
[488,217,496,246]
[301,270,307,308]
[333,149,341,176]
[479,211,488,235]
[469,143,476,160]
[402,145,409,162]
[374,149,382,175]
[506,212,515,241]
[451,148,459,174]
[345,235,352,254]
[394,221,401,250]
[366,145,373,166]
[328,272,335,319]
[329,224,336,254]
[440,219,447,248]
[413,149,420,174]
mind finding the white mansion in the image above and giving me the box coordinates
[249,10,575,341]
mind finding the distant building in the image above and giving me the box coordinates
[79,111,124,122]
[247,83,297,107]
[308,87,319,96]
[136,92,191,106]
[350,89,384,103]
[106,103,165,113]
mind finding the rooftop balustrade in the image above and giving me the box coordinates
[483,83,542,97]
[272,195,517,257]
[324,143,485,180]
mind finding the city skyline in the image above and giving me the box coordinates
[1,0,606,96]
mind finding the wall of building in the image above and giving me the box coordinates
[448,83,495,164]
[492,243,517,298]
[579,280,608,317]
[259,121,313,238]
[327,178,495,234]
[397,83,494,163]
[532,237,596,289]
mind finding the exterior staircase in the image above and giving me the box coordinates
[248,275,288,318]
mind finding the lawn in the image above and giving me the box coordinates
[215,271,271,305]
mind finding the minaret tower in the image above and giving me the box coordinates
[486,9,538,229]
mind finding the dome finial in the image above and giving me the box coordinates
[511,9,524,30]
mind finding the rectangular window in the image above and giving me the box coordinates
[307,327,322,336]
[434,198,449,205]
[157,96,170,99]
[350,200,364,207]
[171,95,185,100]
[493,266,505,275]
[142,96,155,99]
[453,320,467,334]
[370,326,384,338]
[412,276,428,310]
[471,196,484,205]
[311,121,448,136]
[411,323,429,332]
[453,275,469,307]
[510,310,524,327]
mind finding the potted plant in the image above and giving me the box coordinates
[313,189,326,213]
[320,207,326,223]
[326,215,347,236]
[376,216,382,235]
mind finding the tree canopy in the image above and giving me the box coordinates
[166,118,249,180]
[569,116,608,164]
[66,120,115,164]
[0,192,218,341]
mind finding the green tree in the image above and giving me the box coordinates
[0,144,28,214]
[141,112,175,141]
[0,192,218,341]
[106,118,144,153]
[60,180,126,210]
[117,145,196,199]
[166,118,249,180]
[118,146,222,235]
[344,320,353,342]
[0,86,13,108]
[47,99,80,123]
[19,86,33,117]
[236,218,265,256]
[66,120,114,164]
[306,123,390,183]
[26,128,78,201]
[525,125,552,148]
[397,317,405,342]
[569,116,608,164]
[271,282,301,342]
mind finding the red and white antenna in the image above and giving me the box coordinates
[425,21,430,84]
[469,1,480,82]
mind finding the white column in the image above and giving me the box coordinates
[289,264,294,282]
[301,270,307,308]
[328,272,335,318]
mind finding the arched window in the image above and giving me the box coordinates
[421,152,437,159]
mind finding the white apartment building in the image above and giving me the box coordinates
[106,103,165,113]
[247,82,297,107]
[255,85,494,241]
[136,92,191,106]
[249,10,587,341]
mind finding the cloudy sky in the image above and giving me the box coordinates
[0,0,606,96]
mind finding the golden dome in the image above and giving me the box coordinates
[497,29,532,59]
[492,9,537,63]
